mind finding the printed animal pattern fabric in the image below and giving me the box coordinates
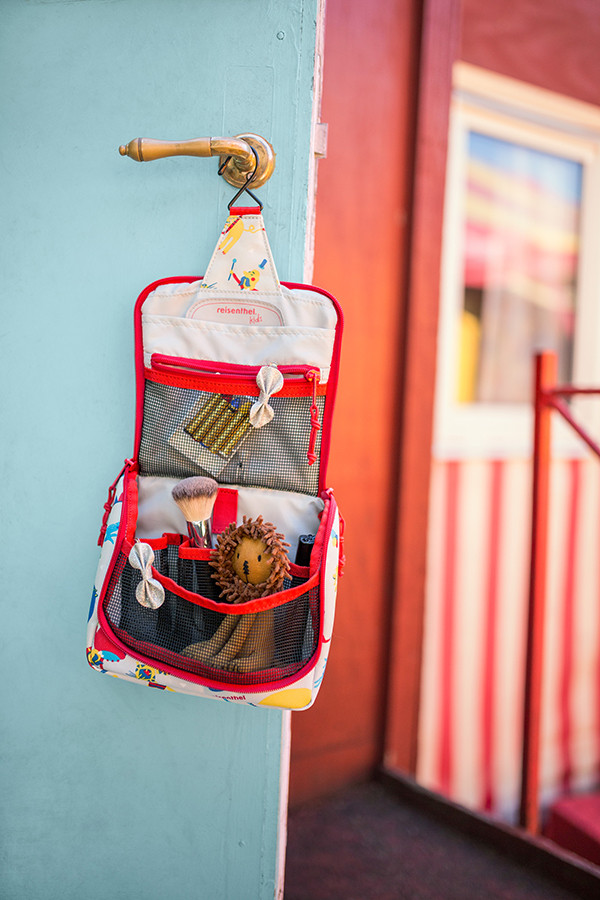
[200,211,281,295]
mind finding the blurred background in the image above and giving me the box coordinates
[291,0,600,852]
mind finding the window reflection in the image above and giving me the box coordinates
[457,132,582,403]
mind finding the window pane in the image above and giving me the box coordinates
[457,131,582,403]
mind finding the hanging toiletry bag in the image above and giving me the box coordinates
[87,206,344,710]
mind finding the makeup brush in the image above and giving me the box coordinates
[171,476,219,548]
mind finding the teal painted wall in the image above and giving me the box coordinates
[0,2,317,897]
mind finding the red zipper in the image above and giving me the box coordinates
[150,354,317,382]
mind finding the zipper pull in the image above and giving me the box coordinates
[306,370,321,465]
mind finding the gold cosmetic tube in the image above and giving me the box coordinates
[211,401,252,453]
[201,404,237,449]
[185,396,232,444]
[184,394,223,439]
[220,419,253,457]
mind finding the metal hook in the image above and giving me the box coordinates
[220,146,263,210]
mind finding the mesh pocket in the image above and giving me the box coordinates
[103,544,320,686]
[138,380,324,495]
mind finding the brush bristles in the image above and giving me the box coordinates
[172,476,219,523]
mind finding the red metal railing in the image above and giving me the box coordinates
[520,351,600,833]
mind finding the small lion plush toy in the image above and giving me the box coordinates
[182,516,290,673]
[211,515,291,602]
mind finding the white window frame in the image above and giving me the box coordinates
[434,63,600,460]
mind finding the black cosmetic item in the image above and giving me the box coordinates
[295,533,315,567]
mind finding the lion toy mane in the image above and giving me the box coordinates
[209,515,290,604]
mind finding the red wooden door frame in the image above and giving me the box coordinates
[383,0,460,776]
[289,0,460,804]
[289,0,425,805]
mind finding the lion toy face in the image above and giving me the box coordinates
[210,515,291,604]
[232,536,274,585]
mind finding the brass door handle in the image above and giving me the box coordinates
[119,132,275,189]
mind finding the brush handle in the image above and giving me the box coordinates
[187,519,213,549]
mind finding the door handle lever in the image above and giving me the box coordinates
[119,132,275,189]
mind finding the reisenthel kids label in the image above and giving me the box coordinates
[186,298,284,326]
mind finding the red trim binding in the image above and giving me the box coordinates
[152,356,316,378]
[133,532,310,576]
[176,538,212,559]
[228,206,262,216]
[120,533,321,614]
[145,361,325,398]
[310,492,330,579]
[211,487,237,536]
[283,282,344,492]
[97,611,323,693]
[107,625,316,687]
[96,460,139,612]
[306,370,321,465]
[133,276,201,459]
[97,458,136,545]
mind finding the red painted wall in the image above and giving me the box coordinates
[460,0,600,106]
[290,0,600,808]
[288,0,421,805]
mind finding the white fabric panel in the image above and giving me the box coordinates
[143,281,338,328]
[136,475,324,557]
[142,313,336,382]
